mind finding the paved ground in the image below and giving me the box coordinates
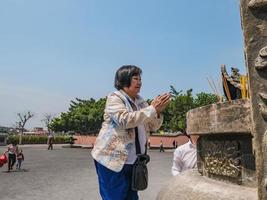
[0,145,174,200]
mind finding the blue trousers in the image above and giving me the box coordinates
[94,160,138,200]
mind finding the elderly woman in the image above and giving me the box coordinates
[91,65,170,200]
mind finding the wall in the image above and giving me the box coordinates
[74,134,189,148]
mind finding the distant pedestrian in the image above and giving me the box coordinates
[172,140,177,149]
[16,149,24,170]
[7,142,18,172]
[47,133,54,150]
[159,140,165,152]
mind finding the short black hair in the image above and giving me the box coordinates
[114,65,142,90]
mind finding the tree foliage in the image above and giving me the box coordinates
[16,111,34,132]
[193,92,219,108]
[16,111,34,144]
[162,89,194,132]
[42,113,55,132]
[50,97,106,134]
[161,87,218,132]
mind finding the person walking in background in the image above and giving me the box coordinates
[16,149,24,170]
[171,134,199,176]
[172,139,176,149]
[159,140,165,152]
[91,65,171,200]
[7,142,18,172]
[47,133,54,150]
[147,139,151,149]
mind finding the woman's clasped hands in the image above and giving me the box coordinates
[151,93,171,115]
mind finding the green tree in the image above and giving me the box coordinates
[162,89,194,132]
[41,113,55,132]
[160,87,218,132]
[193,92,218,108]
[16,111,34,144]
[50,97,106,134]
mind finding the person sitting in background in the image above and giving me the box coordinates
[171,134,199,176]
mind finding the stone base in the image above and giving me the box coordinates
[156,169,257,200]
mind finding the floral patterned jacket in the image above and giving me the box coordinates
[91,90,163,172]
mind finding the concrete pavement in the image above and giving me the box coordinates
[0,145,174,200]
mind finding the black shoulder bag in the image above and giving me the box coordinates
[132,127,150,191]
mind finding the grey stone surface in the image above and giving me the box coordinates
[157,169,257,200]
[248,0,267,8]
[0,145,173,200]
[240,0,267,199]
[186,99,251,135]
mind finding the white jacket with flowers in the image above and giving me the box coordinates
[91,90,163,172]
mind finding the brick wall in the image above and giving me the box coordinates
[74,135,189,148]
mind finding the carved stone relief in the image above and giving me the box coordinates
[198,134,255,186]
[202,140,241,178]
[263,131,267,190]
[259,93,267,121]
[255,46,267,70]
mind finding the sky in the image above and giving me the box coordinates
[0,0,245,129]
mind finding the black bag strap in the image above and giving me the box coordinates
[135,127,141,155]
[128,101,147,156]
[134,127,148,155]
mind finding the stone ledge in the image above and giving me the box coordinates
[187,99,251,135]
[156,169,257,200]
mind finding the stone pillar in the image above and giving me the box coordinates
[240,1,267,199]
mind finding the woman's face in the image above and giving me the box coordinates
[123,75,142,99]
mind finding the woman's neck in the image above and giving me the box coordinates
[190,135,199,145]
[122,90,136,101]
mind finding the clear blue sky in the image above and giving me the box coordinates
[0,0,245,129]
